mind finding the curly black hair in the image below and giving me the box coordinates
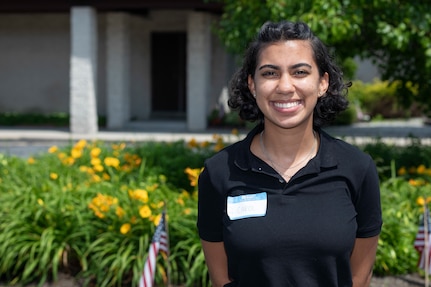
[227,21,350,128]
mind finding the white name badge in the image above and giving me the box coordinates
[227,192,267,220]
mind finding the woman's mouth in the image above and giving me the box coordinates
[273,101,301,109]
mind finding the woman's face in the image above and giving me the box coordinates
[248,40,329,130]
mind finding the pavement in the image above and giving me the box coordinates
[0,118,430,158]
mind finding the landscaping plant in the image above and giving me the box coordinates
[0,134,431,286]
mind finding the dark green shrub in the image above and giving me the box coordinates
[363,138,431,180]
[133,141,216,191]
[348,80,422,119]
[332,105,356,125]
[0,113,106,127]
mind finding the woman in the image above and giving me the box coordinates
[197,21,382,287]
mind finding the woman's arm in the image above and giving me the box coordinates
[350,235,379,287]
[201,240,231,287]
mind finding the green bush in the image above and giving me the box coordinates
[348,80,422,119]
[1,136,431,286]
[0,112,107,127]
[331,104,357,125]
[363,138,431,180]
[376,177,430,275]
[0,139,221,287]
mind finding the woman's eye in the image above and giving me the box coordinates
[262,71,278,77]
[294,70,309,76]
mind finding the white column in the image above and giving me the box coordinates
[106,12,131,129]
[187,12,212,131]
[70,6,98,134]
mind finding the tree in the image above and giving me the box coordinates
[210,0,431,114]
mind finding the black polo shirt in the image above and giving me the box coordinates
[197,124,382,287]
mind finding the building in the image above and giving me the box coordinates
[0,0,234,133]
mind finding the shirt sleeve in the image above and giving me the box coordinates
[355,157,383,238]
[197,163,225,242]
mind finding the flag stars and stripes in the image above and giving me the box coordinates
[139,211,169,287]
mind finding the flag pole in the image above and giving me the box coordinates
[164,202,171,287]
[425,205,429,287]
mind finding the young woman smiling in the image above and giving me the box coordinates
[197,21,382,287]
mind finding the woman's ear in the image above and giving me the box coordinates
[318,72,329,97]
[248,75,255,96]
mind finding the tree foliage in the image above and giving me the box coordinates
[210,0,431,113]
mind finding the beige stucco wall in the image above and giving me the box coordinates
[0,13,108,115]
[0,11,232,128]
[0,14,70,113]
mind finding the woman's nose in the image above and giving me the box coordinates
[276,74,294,93]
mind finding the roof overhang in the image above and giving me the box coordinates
[0,0,223,13]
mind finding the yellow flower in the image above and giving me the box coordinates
[62,157,75,166]
[102,173,111,180]
[86,168,95,175]
[417,196,426,206]
[104,157,120,168]
[181,190,190,198]
[183,208,192,215]
[397,167,407,176]
[79,166,89,172]
[176,198,185,206]
[139,205,152,218]
[90,147,102,158]
[71,148,83,159]
[27,157,35,164]
[57,152,67,159]
[184,167,203,187]
[93,210,105,219]
[112,143,126,150]
[93,164,104,172]
[409,179,420,186]
[152,213,162,226]
[48,146,58,153]
[214,137,225,152]
[156,201,165,208]
[130,216,137,224]
[417,165,426,175]
[91,158,101,166]
[91,174,101,182]
[116,206,125,218]
[50,172,58,180]
[74,139,87,149]
[188,138,198,148]
[147,184,159,192]
[37,198,44,206]
[120,223,131,234]
[200,141,210,148]
[129,189,149,202]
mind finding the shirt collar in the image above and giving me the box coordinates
[234,124,338,172]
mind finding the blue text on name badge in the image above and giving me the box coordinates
[227,192,267,220]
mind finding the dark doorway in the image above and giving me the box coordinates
[151,32,187,118]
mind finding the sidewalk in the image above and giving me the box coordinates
[0,118,430,158]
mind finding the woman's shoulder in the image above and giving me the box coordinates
[205,126,261,166]
[205,139,246,165]
[320,129,372,162]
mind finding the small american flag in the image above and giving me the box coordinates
[414,205,431,272]
[139,211,169,287]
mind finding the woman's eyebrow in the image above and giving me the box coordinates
[258,63,313,71]
[258,64,279,70]
[290,63,312,69]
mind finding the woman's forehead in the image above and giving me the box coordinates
[257,40,315,65]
